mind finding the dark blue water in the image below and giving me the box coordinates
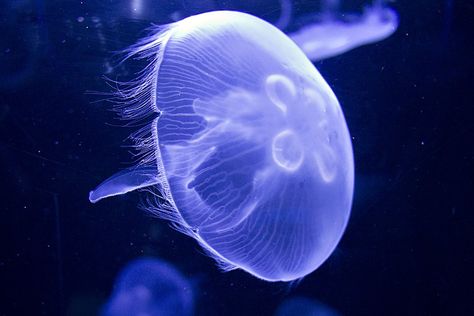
[1,0,472,315]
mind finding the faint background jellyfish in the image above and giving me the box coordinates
[274,0,293,30]
[101,257,194,316]
[275,296,341,316]
[90,11,354,282]
[0,0,47,91]
[289,0,399,61]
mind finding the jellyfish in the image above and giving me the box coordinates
[289,0,399,61]
[0,0,44,91]
[101,257,194,316]
[275,296,341,316]
[90,11,354,282]
[274,0,293,30]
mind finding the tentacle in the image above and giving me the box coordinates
[89,165,159,203]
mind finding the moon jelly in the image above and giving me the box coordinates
[101,258,194,316]
[289,0,399,61]
[90,11,354,281]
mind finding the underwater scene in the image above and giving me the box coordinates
[1,0,473,315]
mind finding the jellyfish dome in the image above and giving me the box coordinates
[101,258,194,316]
[90,11,354,282]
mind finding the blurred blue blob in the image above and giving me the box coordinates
[274,0,293,30]
[90,11,354,282]
[101,257,194,316]
[0,0,45,91]
[275,296,341,316]
[289,0,398,61]
[95,0,179,22]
